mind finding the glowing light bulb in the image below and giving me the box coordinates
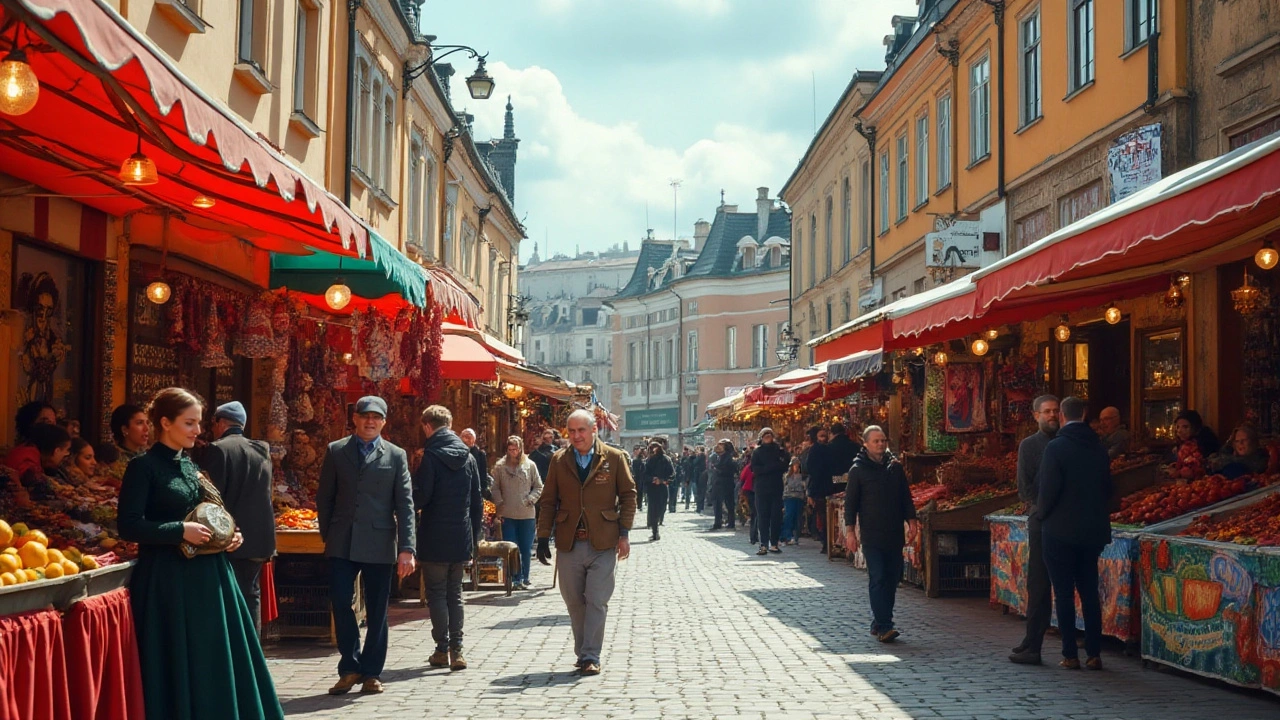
[933,351,948,367]
[1105,305,1122,325]
[971,338,989,356]
[0,50,39,116]
[1054,323,1071,343]
[1256,245,1278,271]
[146,280,172,304]
[325,283,352,310]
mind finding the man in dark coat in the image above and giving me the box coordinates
[414,405,484,671]
[1009,395,1060,665]
[200,401,275,635]
[643,441,675,540]
[707,440,738,530]
[750,428,789,555]
[844,425,916,643]
[1037,396,1112,670]
[317,396,416,695]
[460,428,492,500]
[631,446,648,511]
[691,447,708,513]
[530,428,556,484]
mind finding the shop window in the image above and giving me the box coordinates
[1139,327,1184,441]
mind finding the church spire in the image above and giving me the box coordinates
[503,95,516,140]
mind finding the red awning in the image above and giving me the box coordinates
[440,334,497,381]
[2,0,365,257]
[813,322,887,364]
[429,267,482,328]
[973,133,1280,311]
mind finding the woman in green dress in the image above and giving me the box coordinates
[119,387,284,719]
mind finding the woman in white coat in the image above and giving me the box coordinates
[490,435,544,589]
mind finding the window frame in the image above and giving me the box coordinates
[236,0,264,69]
[969,55,991,163]
[687,330,698,371]
[726,326,738,370]
[1125,0,1156,53]
[937,95,952,190]
[915,113,929,207]
[408,133,423,246]
[895,133,909,221]
[1019,8,1042,127]
[809,214,818,287]
[859,160,871,250]
[382,88,396,191]
[1068,0,1095,93]
[841,176,852,265]
[751,324,767,368]
[823,196,833,279]
[879,150,890,234]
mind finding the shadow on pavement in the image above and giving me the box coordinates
[487,613,568,631]
[487,670,586,694]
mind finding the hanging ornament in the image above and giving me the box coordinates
[1164,281,1185,309]
[1231,269,1269,316]
[325,282,352,310]
[199,302,234,368]
[0,48,40,116]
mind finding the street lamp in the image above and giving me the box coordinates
[775,325,801,363]
[402,38,495,100]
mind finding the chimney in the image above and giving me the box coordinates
[756,187,772,244]
[693,219,711,251]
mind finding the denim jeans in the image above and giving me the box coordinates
[502,517,536,584]
[422,562,466,652]
[782,497,804,542]
[1042,534,1104,660]
[863,545,904,634]
[330,558,393,678]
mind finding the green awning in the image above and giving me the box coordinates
[270,230,428,308]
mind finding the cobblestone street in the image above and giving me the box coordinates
[268,513,1279,719]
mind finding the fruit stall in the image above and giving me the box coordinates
[986,465,1265,643]
[270,509,332,642]
[1138,484,1280,695]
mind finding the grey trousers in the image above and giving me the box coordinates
[423,562,466,651]
[557,540,618,664]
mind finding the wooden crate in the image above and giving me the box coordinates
[276,530,324,554]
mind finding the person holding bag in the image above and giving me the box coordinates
[118,387,283,719]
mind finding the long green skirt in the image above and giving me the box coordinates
[129,549,284,719]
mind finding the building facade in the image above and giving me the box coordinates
[608,189,791,445]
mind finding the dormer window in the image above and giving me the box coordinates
[742,245,756,269]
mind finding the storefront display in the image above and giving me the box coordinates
[1138,327,1184,441]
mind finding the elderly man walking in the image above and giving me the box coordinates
[317,396,416,696]
[1010,395,1060,665]
[200,400,275,635]
[415,406,485,670]
[536,409,637,676]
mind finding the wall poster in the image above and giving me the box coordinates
[12,240,88,417]
[944,361,988,433]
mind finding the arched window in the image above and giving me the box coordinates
[842,177,852,265]
[824,197,833,279]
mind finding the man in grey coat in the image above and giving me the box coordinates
[200,400,275,635]
[317,396,417,696]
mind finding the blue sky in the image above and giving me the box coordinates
[422,0,919,262]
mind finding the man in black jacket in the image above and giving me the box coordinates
[631,446,648,511]
[707,440,737,530]
[201,401,275,635]
[844,426,916,643]
[530,428,556,487]
[750,428,789,555]
[460,428,491,500]
[1037,396,1112,670]
[691,447,708,513]
[414,405,484,671]
[643,441,674,540]
[1009,395,1059,665]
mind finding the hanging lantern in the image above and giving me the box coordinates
[0,48,39,116]
[933,350,948,367]
[1104,304,1122,325]
[145,280,171,305]
[325,282,352,310]
[192,194,217,209]
[982,328,999,341]
[119,136,159,186]
[502,383,525,399]
[1053,316,1071,343]
[970,337,990,356]
[1163,282,1185,309]
[1256,240,1278,271]
[1231,270,1269,316]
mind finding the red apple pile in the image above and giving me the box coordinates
[1111,475,1250,526]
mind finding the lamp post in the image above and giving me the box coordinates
[774,324,800,364]
[403,38,494,99]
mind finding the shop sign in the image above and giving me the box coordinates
[625,407,679,431]
[1109,123,1162,202]
[926,221,982,268]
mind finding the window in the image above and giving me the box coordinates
[726,326,738,369]
[969,57,991,162]
[896,134,909,221]
[741,245,756,269]
[689,402,699,426]
[879,151,890,233]
[1069,0,1095,92]
[687,330,698,371]
[381,89,395,191]
[824,196,833,278]
[460,219,476,279]
[1019,9,1042,126]
[859,161,870,250]
[841,292,851,324]
[1127,0,1156,51]
[841,177,852,265]
[794,225,804,288]
[628,342,639,380]
[667,338,676,377]
[421,156,436,255]
[915,114,929,206]
[1058,181,1104,226]
[583,371,592,384]
[809,215,818,287]
[293,1,320,118]
[914,278,926,294]
[825,300,833,332]
[236,0,264,68]
[584,338,595,360]
[937,95,952,189]
[537,339,546,365]
[355,58,371,173]
[408,135,423,246]
[1014,208,1052,253]
[751,324,767,368]
[371,79,385,187]
[443,182,458,267]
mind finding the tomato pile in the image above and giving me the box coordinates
[911,484,950,509]
[1179,493,1280,546]
[1111,454,1160,473]
[1111,475,1250,526]
[936,482,1015,511]
[275,508,318,530]
[1167,442,1205,480]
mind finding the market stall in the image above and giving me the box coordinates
[1137,484,1280,695]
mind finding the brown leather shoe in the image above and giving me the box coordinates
[450,649,468,670]
[1060,657,1081,669]
[1085,656,1103,671]
[360,677,384,694]
[428,650,450,668]
[328,673,363,695]
[580,661,601,676]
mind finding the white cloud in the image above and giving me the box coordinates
[456,62,805,260]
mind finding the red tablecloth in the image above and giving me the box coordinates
[0,608,72,720]
[62,588,145,720]
[261,560,278,624]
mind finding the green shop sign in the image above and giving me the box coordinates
[625,408,679,431]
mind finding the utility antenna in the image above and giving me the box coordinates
[669,178,682,244]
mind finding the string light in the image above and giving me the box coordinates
[970,338,989,356]
[0,48,39,116]
[1256,240,1278,271]
[145,280,171,304]
[192,194,216,209]
[119,135,158,186]
[1053,315,1071,343]
[933,350,948,367]
[982,328,999,341]
[325,282,352,310]
[1104,304,1122,325]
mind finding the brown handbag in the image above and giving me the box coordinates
[179,471,237,559]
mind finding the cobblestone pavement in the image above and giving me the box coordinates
[268,513,1279,719]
